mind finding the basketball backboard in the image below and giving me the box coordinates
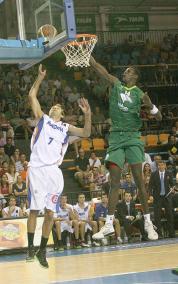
[0,0,76,69]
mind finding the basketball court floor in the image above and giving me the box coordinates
[1,239,178,284]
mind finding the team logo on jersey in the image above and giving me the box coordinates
[51,194,59,204]
[47,121,64,132]
[118,91,133,112]
[120,91,132,103]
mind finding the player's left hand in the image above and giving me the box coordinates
[78,98,91,115]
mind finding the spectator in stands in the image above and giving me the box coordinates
[151,155,162,172]
[92,106,105,137]
[0,161,9,177]
[149,160,175,238]
[4,137,15,157]
[95,194,123,244]
[89,167,108,192]
[20,161,28,183]
[143,163,152,180]
[116,192,148,242]
[74,148,90,186]
[13,175,27,206]
[167,135,178,167]
[0,173,12,197]
[0,130,6,147]
[122,173,137,199]
[73,193,100,247]
[2,195,23,218]
[17,153,27,172]
[6,163,19,185]
[89,152,101,170]
[0,193,7,216]
[0,146,9,165]
[10,148,20,169]
[67,87,80,103]
[53,195,81,250]
[143,163,152,197]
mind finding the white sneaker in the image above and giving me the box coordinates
[92,223,115,240]
[92,241,101,247]
[81,242,90,248]
[144,220,158,240]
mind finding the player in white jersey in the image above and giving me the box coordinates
[53,195,81,250]
[2,195,23,218]
[73,193,100,247]
[26,65,91,268]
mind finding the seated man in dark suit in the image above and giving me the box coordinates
[149,160,175,238]
[116,192,147,242]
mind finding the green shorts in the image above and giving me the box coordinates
[105,131,145,169]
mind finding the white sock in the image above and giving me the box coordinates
[105,215,114,225]
[144,213,151,222]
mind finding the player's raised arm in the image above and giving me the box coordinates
[68,98,91,137]
[90,55,118,85]
[28,64,46,119]
[142,93,162,121]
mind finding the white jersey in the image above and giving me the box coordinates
[73,202,90,221]
[3,206,21,217]
[30,114,69,167]
[54,205,72,220]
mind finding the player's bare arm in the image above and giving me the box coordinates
[90,55,118,85]
[142,93,162,121]
[28,64,46,119]
[68,98,91,137]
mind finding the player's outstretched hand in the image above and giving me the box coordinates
[38,64,46,80]
[78,98,91,115]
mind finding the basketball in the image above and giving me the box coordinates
[37,24,57,40]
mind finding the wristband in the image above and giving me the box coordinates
[150,104,158,115]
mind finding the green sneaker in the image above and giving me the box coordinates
[74,240,81,249]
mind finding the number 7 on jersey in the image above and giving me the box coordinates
[48,137,54,144]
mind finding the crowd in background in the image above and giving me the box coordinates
[0,31,178,248]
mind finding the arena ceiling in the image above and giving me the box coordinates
[75,0,178,9]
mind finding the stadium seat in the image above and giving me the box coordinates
[81,138,92,151]
[92,138,105,150]
[145,134,158,146]
[159,133,169,144]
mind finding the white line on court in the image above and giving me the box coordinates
[50,267,174,283]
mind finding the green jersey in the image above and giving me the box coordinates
[109,80,144,132]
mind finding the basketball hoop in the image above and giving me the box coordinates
[61,34,98,68]
[37,24,57,44]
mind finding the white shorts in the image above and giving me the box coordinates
[61,221,73,233]
[28,165,64,212]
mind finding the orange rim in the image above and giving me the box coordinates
[67,34,97,46]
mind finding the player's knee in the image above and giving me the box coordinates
[45,209,54,220]
[73,220,78,227]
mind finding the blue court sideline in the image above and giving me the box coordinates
[51,269,178,284]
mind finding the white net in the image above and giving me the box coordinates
[37,24,57,43]
[61,34,97,68]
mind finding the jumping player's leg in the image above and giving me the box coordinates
[131,163,158,240]
[26,210,38,262]
[130,163,149,214]
[93,163,122,239]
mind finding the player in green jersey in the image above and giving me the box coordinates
[90,56,162,241]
